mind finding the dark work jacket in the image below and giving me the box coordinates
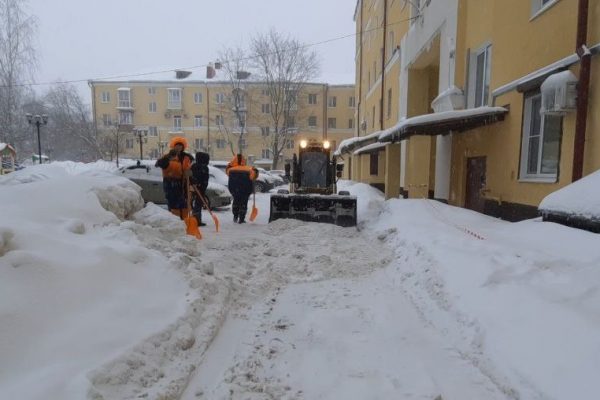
[228,168,255,198]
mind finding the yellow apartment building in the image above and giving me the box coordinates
[89,75,355,169]
[339,0,599,222]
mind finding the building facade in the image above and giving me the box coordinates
[340,0,599,221]
[89,78,355,168]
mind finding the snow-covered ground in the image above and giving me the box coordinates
[1,163,599,400]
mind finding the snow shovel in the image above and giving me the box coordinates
[185,177,202,239]
[249,186,258,222]
[191,185,220,233]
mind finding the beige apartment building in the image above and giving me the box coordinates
[339,0,599,222]
[89,76,355,169]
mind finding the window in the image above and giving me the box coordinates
[520,92,562,180]
[148,102,156,113]
[215,115,224,126]
[173,115,182,131]
[102,114,112,126]
[348,119,354,129]
[348,96,356,107]
[308,116,317,128]
[101,91,110,103]
[261,127,270,136]
[262,149,271,159]
[195,138,204,150]
[286,116,296,128]
[117,89,131,108]
[372,106,376,128]
[125,138,134,149]
[119,111,132,125]
[531,0,557,16]
[261,103,271,114]
[387,88,392,118]
[194,92,203,104]
[215,93,225,104]
[217,139,226,149]
[328,96,337,107]
[370,152,379,175]
[286,139,295,149]
[261,89,269,96]
[308,94,317,105]
[468,44,492,108]
[148,126,158,137]
[168,88,182,109]
[148,87,156,95]
[149,149,159,159]
[194,115,203,128]
[328,118,337,129]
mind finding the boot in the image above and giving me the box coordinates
[233,214,238,223]
[238,216,246,224]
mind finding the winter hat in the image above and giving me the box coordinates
[195,152,210,164]
[169,136,188,149]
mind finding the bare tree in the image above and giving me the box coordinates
[0,0,37,149]
[44,83,103,161]
[214,46,254,156]
[251,29,319,169]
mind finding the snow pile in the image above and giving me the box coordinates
[0,163,191,400]
[539,168,600,219]
[366,199,600,399]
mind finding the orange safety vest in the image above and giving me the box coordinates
[161,153,193,179]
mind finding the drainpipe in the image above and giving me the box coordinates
[323,84,329,139]
[206,84,211,157]
[379,0,388,130]
[572,0,591,182]
[357,0,364,138]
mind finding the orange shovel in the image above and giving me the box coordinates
[185,177,202,239]
[249,187,258,222]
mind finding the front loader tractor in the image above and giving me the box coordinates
[269,139,357,227]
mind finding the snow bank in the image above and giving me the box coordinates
[539,168,600,219]
[0,163,188,400]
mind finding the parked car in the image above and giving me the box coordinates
[256,167,285,187]
[118,163,232,208]
[269,169,290,183]
[209,160,274,193]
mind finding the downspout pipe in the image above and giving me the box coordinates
[572,0,591,182]
[357,0,364,138]
[380,0,388,130]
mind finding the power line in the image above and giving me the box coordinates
[1,15,418,89]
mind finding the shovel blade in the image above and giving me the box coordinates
[185,216,202,239]
[249,206,258,222]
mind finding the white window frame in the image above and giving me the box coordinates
[194,115,203,128]
[262,149,271,159]
[467,43,492,108]
[261,103,271,114]
[215,93,225,104]
[102,114,112,126]
[519,92,562,182]
[101,91,110,103]
[530,0,559,18]
[148,87,156,95]
[194,92,203,104]
[328,117,337,129]
[308,93,317,105]
[195,138,204,150]
[348,96,356,108]
[173,115,182,132]
[148,126,158,137]
[119,111,132,125]
[261,127,270,136]
[148,102,156,113]
[308,116,317,128]
[168,88,182,109]
[328,96,337,108]
[215,115,224,126]
[117,88,131,108]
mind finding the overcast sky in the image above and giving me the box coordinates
[27,0,357,101]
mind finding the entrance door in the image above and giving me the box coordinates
[465,156,486,213]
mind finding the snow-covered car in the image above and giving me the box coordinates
[210,160,274,193]
[256,167,285,187]
[118,163,232,208]
[269,169,290,183]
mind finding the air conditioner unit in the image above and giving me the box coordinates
[540,70,578,115]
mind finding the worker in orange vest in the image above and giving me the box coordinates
[155,136,194,219]
[226,154,258,223]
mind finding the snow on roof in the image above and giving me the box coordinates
[378,107,507,142]
[334,130,381,156]
[492,42,600,98]
[353,142,387,155]
[0,142,16,154]
[539,169,600,220]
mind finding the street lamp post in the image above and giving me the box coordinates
[133,128,148,160]
[113,121,121,167]
[26,113,48,164]
[158,140,168,156]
